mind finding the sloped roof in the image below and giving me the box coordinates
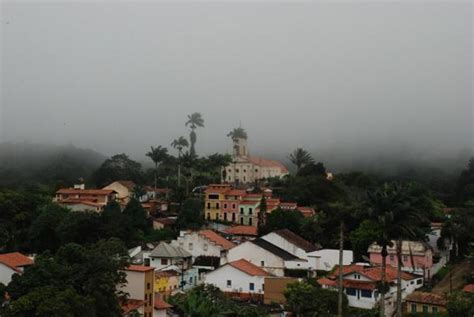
[331,264,418,282]
[114,180,136,190]
[124,265,155,273]
[0,252,33,272]
[223,225,258,236]
[406,292,447,306]
[121,299,145,315]
[56,188,115,195]
[229,259,270,277]
[199,230,235,250]
[463,284,474,293]
[248,156,289,173]
[154,298,172,310]
[150,243,192,258]
[317,278,376,290]
[251,238,299,261]
[272,229,318,252]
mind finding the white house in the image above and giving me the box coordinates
[226,238,307,276]
[307,249,353,271]
[205,259,270,299]
[146,242,192,271]
[171,230,235,261]
[0,252,34,285]
[261,229,319,261]
[318,264,423,310]
[154,298,172,317]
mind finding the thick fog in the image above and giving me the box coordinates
[1,1,472,169]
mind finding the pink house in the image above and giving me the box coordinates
[368,241,434,279]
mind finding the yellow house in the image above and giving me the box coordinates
[204,184,231,221]
[405,292,447,314]
[155,270,180,299]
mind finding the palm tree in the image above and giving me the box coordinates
[146,146,168,190]
[185,113,205,156]
[171,136,189,187]
[180,151,197,196]
[227,127,248,140]
[368,183,429,317]
[289,148,314,171]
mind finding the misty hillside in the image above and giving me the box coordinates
[0,143,106,187]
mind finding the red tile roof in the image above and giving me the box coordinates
[248,156,289,173]
[0,252,33,272]
[463,284,474,293]
[297,207,316,217]
[229,259,270,276]
[154,298,172,310]
[406,292,447,306]
[121,299,145,315]
[56,188,115,195]
[331,264,417,282]
[124,265,155,273]
[223,225,258,236]
[226,189,248,196]
[60,199,103,207]
[317,277,376,290]
[199,230,236,250]
[113,180,136,190]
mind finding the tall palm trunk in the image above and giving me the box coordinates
[177,150,182,188]
[380,245,387,317]
[338,221,344,317]
[154,162,158,190]
[396,239,403,317]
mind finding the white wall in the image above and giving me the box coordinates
[205,264,265,294]
[0,264,16,285]
[171,232,223,259]
[307,249,353,271]
[284,259,309,270]
[261,232,308,260]
[226,242,285,277]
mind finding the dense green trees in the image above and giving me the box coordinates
[289,148,314,172]
[92,154,144,187]
[175,198,205,230]
[4,239,129,317]
[284,281,347,317]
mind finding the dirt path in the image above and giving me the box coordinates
[432,260,471,294]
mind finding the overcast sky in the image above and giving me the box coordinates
[1,1,472,163]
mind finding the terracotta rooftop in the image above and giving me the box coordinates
[248,156,289,173]
[463,284,474,293]
[331,264,417,282]
[121,299,145,315]
[56,188,116,195]
[199,230,235,250]
[154,298,172,310]
[272,229,318,252]
[0,252,33,272]
[223,225,258,236]
[124,265,155,273]
[297,207,316,217]
[406,292,447,306]
[110,180,136,190]
[229,259,270,277]
[225,189,248,196]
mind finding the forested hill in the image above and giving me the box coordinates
[0,143,106,187]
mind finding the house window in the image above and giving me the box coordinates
[423,305,428,313]
[227,280,232,287]
[261,261,265,267]
[216,203,220,209]
[189,243,193,250]
[236,169,239,173]
[208,194,219,200]
[361,290,372,298]
[232,213,236,221]
[249,283,255,291]
[403,255,408,262]
[207,213,211,220]
[249,208,253,214]
[207,203,211,209]
[432,307,438,313]
[240,208,244,214]
[161,259,168,265]
[346,288,356,296]
[390,255,394,261]
[232,204,236,209]
[189,277,193,284]
[147,283,150,290]
[144,258,150,266]
[249,218,252,226]
[411,304,417,313]
[224,213,227,221]
[243,176,246,182]
[204,244,208,251]
[224,204,227,209]
[417,279,423,285]
[240,218,244,225]
[255,169,258,172]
